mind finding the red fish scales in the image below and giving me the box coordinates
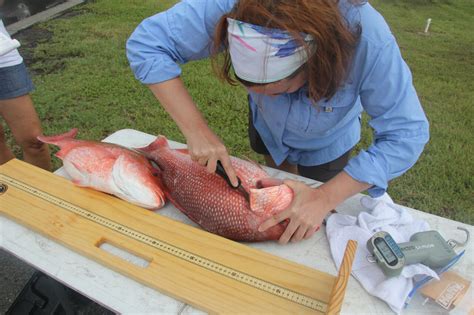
[142,137,293,242]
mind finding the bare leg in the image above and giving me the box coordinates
[0,95,51,170]
[0,122,15,164]
[263,154,298,175]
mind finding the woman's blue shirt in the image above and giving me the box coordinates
[126,0,429,197]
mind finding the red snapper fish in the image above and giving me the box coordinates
[140,136,294,242]
[38,129,165,210]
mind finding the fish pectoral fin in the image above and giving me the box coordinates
[63,159,89,186]
[176,148,189,155]
[55,150,68,160]
[249,185,293,214]
[71,179,86,186]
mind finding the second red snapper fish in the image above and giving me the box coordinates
[38,129,165,210]
[139,136,294,242]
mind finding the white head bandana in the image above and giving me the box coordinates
[227,18,315,84]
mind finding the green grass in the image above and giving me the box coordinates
[5,0,473,223]
[367,0,474,223]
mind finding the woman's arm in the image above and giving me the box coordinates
[344,36,429,197]
[148,78,238,185]
[126,0,239,184]
[126,0,235,84]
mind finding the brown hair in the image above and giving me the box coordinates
[212,0,362,101]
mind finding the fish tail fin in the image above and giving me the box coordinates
[37,128,79,145]
[139,135,169,154]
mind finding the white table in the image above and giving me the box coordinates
[1,129,472,314]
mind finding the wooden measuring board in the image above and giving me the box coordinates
[0,159,356,314]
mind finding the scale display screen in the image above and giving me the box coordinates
[374,237,398,266]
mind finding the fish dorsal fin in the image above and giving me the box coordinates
[139,135,169,153]
[240,155,263,170]
[37,128,79,145]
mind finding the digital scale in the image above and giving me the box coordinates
[367,230,469,277]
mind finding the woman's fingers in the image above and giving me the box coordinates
[303,225,320,240]
[256,178,284,188]
[277,218,300,244]
[219,155,239,187]
[189,142,239,188]
[197,156,208,166]
[290,225,309,243]
[258,209,290,232]
[206,158,217,173]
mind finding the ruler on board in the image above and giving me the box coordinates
[0,159,355,314]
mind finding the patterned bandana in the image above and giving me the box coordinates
[227,18,315,84]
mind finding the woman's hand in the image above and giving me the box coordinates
[258,171,371,244]
[148,78,238,187]
[186,128,239,187]
[258,179,333,244]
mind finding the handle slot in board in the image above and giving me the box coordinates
[97,238,152,268]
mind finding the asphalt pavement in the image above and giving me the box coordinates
[0,249,114,314]
[0,249,35,313]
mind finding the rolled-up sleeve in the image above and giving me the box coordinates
[126,0,234,84]
[344,37,430,197]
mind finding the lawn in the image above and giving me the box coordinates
[6,0,473,223]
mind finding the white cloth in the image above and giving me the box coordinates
[227,18,314,83]
[0,20,23,67]
[326,193,439,314]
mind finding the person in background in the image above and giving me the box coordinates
[126,0,429,244]
[0,10,51,170]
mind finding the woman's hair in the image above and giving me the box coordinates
[212,0,362,101]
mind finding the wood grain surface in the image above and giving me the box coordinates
[0,159,355,314]
[326,240,358,315]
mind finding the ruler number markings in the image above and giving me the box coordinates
[0,174,327,312]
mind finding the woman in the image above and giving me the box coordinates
[126,0,429,244]
[0,16,51,171]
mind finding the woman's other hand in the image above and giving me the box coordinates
[258,171,371,244]
[258,179,332,244]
